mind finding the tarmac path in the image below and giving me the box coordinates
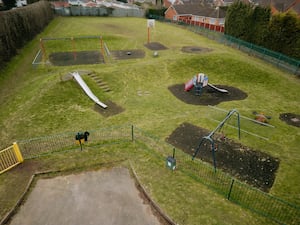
[9,167,161,225]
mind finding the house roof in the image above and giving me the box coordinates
[50,1,70,8]
[171,3,226,18]
[212,0,300,15]
[251,0,300,15]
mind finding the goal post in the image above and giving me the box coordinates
[37,36,105,64]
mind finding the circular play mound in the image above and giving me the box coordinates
[49,51,104,66]
[279,113,300,127]
[181,46,212,54]
[168,84,248,105]
[166,122,280,192]
[144,42,168,50]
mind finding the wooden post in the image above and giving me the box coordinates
[147,27,150,44]
[71,37,77,61]
[13,142,24,163]
[100,36,105,63]
[40,38,46,62]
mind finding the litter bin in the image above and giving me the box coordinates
[166,156,176,170]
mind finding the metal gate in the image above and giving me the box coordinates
[0,142,24,174]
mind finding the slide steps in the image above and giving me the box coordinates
[88,73,111,92]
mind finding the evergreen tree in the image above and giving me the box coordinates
[225,1,300,59]
[3,0,16,9]
[266,11,300,59]
[247,6,271,45]
[225,1,252,39]
[116,0,127,3]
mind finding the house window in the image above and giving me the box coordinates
[219,18,225,25]
[173,15,177,21]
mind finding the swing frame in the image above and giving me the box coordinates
[192,109,241,172]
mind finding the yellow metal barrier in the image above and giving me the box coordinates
[0,142,24,174]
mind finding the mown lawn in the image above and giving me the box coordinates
[0,17,299,224]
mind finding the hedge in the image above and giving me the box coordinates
[0,1,54,70]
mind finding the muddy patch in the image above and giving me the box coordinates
[166,122,280,192]
[49,51,104,66]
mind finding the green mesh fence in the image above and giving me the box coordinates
[17,124,133,159]
[181,154,299,224]
[223,35,300,76]
[149,15,300,76]
[229,180,299,225]
[14,124,300,224]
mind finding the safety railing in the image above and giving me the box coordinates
[0,143,24,174]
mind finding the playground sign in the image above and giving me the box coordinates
[147,19,155,44]
[147,19,155,28]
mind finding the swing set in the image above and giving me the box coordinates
[192,109,241,172]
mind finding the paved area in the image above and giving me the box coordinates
[9,167,161,225]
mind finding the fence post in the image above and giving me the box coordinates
[131,125,134,142]
[227,179,235,200]
[295,62,300,75]
[13,142,24,163]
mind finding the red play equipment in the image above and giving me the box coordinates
[185,73,228,95]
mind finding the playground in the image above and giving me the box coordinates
[1,17,300,225]
[33,31,297,196]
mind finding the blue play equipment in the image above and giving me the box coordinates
[185,73,228,96]
[192,109,241,172]
[193,73,208,95]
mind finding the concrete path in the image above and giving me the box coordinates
[9,167,161,225]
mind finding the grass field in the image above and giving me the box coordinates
[0,17,299,224]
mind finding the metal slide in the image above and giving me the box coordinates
[72,72,107,109]
[207,83,228,93]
